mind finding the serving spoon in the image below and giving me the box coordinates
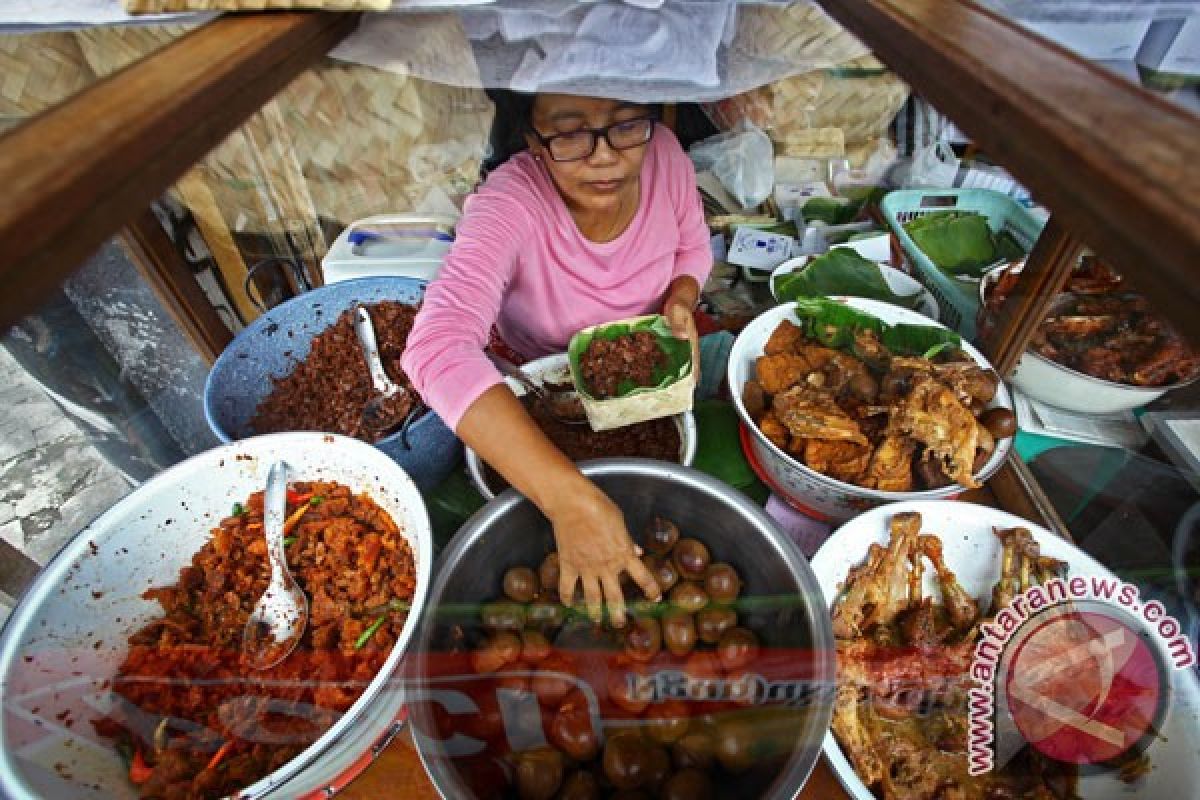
[242,460,309,670]
[490,353,588,425]
[354,305,410,434]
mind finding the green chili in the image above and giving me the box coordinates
[309,495,324,507]
[354,615,387,650]
[231,502,246,517]
[283,536,297,547]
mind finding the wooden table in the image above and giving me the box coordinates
[341,728,851,799]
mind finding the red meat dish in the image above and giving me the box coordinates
[93,481,416,800]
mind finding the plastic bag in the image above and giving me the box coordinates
[688,121,775,209]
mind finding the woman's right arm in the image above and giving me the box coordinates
[401,191,658,626]
[455,387,659,627]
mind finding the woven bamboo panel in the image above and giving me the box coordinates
[0,33,94,130]
[731,2,870,70]
[124,0,390,11]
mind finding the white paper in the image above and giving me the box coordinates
[727,226,796,270]
[1011,388,1148,450]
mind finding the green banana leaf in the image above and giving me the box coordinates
[801,196,860,225]
[567,315,693,400]
[789,297,960,357]
[773,248,923,310]
[903,210,1000,275]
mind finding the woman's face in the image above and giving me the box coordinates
[526,94,653,216]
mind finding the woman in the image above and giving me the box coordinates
[401,93,713,627]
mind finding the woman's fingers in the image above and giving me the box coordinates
[625,553,663,602]
[558,562,580,610]
[601,571,628,628]
[582,573,604,623]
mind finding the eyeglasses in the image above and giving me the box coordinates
[529,117,657,162]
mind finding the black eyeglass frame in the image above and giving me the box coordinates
[527,115,658,163]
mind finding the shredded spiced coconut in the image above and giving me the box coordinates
[250,301,418,442]
[580,331,667,399]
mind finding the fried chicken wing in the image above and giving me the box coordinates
[773,384,868,445]
[919,534,979,632]
[888,376,980,489]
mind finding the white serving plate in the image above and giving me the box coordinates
[465,353,697,501]
[811,500,1200,800]
[727,297,1013,521]
[769,255,940,321]
[979,263,1194,414]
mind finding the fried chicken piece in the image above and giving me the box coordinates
[773,384,868,445]
[1043,314,1119,340]
[832,511,922,639]
[862,435,915,492]
[888,357,998,407]
[919,534,979,632]
[1131,334,1199,385]
[763,319,805,356]
[742,378,766,418]
[887,376,980,489]
[755,353,812,395]
[758,410,789,451]
[831,683,885,789]
[804,439,871,484]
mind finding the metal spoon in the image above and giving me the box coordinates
[242,460,309,670]
[489,353,588,425]
[354,305,410,434]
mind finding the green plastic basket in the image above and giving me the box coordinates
[881,188,1045,340]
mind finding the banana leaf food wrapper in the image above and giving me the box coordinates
[903,210,1025,277]
[774,248,924,310]
[568,314,696,431]
[791,296,961,359]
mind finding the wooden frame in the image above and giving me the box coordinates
[0,4,1194,543]
[0,12,359,332]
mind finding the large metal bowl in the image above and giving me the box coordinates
[408,459,836,799]
[204,276,463,492]
[0,432,433,799]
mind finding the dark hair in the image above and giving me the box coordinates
[482,89,537,177]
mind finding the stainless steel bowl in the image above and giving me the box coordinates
[0,433,433,799]
[408,459,836,799]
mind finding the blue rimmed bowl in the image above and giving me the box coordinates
[204,277,462,492]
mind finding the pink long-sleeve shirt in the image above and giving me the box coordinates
[401,127,713,430]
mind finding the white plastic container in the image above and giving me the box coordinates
[321,213,457,285]
[727,298,1013,521]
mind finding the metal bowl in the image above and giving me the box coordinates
[408,459,836,799]
[464,353,698,501]
[204,276,462,492]
[728,298,1013,521]
[0,432,433,799]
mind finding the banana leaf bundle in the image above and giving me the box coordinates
[774,249,923,310]
[903,210,1025,276]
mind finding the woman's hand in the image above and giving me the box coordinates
[662,275,701,381]
[456,385,660,627]
[545,481,661,628]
